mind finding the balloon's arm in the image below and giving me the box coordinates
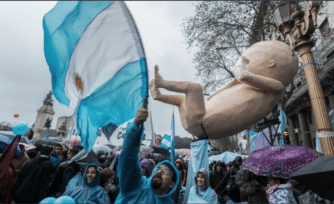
[207,79,239,101]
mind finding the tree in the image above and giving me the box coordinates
[182,1,281,93]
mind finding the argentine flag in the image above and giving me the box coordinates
[161,134,171,149]
[43,1,148,151]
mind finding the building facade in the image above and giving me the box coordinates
[285,1,334,150]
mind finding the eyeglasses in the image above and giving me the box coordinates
[156,166,172,175]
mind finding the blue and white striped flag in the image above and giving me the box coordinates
[170,110,175,162]
[161,134,171,149]
[43,1,148,151]
[278,105,288,146]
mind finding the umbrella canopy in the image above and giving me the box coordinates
[92,144,114,156]
[35,139,61,147]
[209,151,248,164]
[151,145,170,156]
[139,146,153,159]
[241,145,322,179]
[62,139,81,149]
[43,137,62,142]
[291,154,334,201]
[1,132,32,144]
[0,133,21,157]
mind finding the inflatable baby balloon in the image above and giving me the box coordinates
[150,40,298,139]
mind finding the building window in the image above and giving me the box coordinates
[319,18,331,38]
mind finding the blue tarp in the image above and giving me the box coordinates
[209,151,248,164]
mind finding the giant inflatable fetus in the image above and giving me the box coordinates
[150,40,298,139]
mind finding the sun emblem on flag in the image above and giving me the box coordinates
[73,73,84,93]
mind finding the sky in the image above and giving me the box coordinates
[0,1,207,138]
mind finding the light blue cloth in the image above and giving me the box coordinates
[183,140,210,204]
[65,172,83,192]
[63,163,110,204]
[187,168,218,204]
[43,1,148,152]
[278,105,289,146]
[115,122,180,204]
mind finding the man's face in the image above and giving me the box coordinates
[151,164,175,192]
[216,165,223,172]
[55,147,62,155]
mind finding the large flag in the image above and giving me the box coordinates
[170,110,175,162]
[43,1,148,151]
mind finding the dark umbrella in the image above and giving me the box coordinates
[240,145,321,179]
[1,133,32,144]
[291,155,334,201]
[152,145,170,156]
[208,150,221,156]
[35,139,60,146]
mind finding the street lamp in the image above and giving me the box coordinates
[271,1,334,155]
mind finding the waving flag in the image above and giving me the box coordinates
[161,134,171,149]
[170,110,175,162]
[43,2,148,151]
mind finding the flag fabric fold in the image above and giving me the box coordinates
[278,105,288,146]
[43,1,148,151]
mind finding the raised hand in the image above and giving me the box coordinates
[134,97,148,124]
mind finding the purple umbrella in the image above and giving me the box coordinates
[240,145,322,179]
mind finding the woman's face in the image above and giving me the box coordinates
[268,177,279,186]
[197,172,205,187]
[141,168,147,175]
[107,176,115,184]
[86,166,97,184]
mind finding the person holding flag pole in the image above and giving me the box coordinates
[115,98,180,204]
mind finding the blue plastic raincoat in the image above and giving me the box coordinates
[115,122,180,204]
[62,163,111,204]
[187,168,218,204]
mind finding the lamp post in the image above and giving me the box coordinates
[271,1,334,155]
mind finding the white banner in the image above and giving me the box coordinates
[102,113,154,147]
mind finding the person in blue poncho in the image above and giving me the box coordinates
[62,163,111,204]
[187,168,219,204]
[115,99,180,204]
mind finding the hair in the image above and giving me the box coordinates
[26,149,37,159]
[35,144,44,153]
[40,146,53,156]
[61,150,68,160]
[215,161,225,170]
[69,148,80,157]
[55,143,63,149]
[163,163,176,183]
[270,177,287,184]
[100,168,115,187]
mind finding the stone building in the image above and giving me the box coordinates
[285,1,334,149]
[33,91,55,139]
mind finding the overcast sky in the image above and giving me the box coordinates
[0,1,209,138]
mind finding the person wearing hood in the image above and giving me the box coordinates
[62,163,111,203]
[187,168,219,204]
[174,158,187,187]
[141,158,153,178]
[11,144,29,178]
[226,156,243,202]
[240,171,268,204]
[266,177,297,204]
[12,146,53,203]
[115,99,180,204]
[210,161,230,203]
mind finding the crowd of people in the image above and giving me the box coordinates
[2,104,332,204]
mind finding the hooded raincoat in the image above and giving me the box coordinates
[115,122,180,204]
[187,168,218,204]
[62,163,111,204]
